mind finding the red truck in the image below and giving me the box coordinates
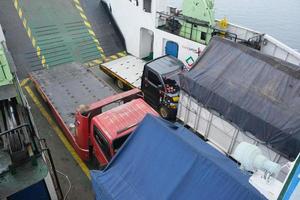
[30,63,158,167]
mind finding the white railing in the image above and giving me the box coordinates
[216,20,300,66]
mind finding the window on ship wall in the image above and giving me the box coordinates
[147,70,161,86]
[129,0,139,6]
[143,0,151,13]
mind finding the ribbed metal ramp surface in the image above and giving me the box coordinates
[30,63,116,126]
[0,0,125,78]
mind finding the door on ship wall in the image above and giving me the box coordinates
[165,41,179,58]
[140,28,154,61]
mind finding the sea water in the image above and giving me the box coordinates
[215,0,300,51]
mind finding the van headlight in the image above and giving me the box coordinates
[172,96,179,102]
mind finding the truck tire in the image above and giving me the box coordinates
[98,164,106,171]
[159,106,169,119]
[116,79,125,90]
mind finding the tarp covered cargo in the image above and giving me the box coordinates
[179,37,300,160]
[91,114,265,200]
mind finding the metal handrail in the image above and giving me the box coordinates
[40,138,64,200]
[0,123,30,136]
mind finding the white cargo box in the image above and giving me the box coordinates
[101,55,146,88]
[177,90,289,179]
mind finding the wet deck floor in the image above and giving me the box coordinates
[0,0,124,199]
[22,67,119,199]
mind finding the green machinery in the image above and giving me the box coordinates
[0,28,62,199]
[0,44,13,87]
[179,0,215,44]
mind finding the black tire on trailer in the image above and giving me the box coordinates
[115,79,125,90]
[159,106,169,119]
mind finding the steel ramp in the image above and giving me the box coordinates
[0,0,126,74]
[80,0,126,57]
[18,0,104,67]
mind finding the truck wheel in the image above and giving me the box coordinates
[97,162,106,170]
[116,79,125,90]
[159,106,169,119]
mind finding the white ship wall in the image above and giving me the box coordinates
[103,0,300,66]
[0,24,5,42]
[102,0,205,66]
[103,0,154,57]
[153,30,206,67]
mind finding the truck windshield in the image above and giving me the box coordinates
[163,77,180,94]
[112,134,130,152]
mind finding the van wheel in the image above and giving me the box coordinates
[116,79,125,90]
[159,106,169,119]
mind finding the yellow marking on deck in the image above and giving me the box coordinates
[117,51,127,57]
[37,46,41,58]
[27,27,31,38]
[12,0,47,66]
[13,0,18,9]
[93,38,100,44]
[79,13,87,20]
[25,86,91,180]
[75,4,84,12]
[94,59,102,64]
[32,37,36,48]
[97,46,104,52]
[18,8,23,18]
[84,21,91,28]
[41,55,47,68]
[104,57,111,62]
[102,51,127,62]
[20,78,29,87]
[84,58,105,68]
[110,55,118,60]
[22,18,27,28]
[94,50,127,65]
[74,0,106,59]
[88,29,96,37]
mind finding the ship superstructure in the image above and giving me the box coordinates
[102,0,300,67]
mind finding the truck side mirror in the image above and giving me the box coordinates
[144,78,149,87]
[157,84,163,90]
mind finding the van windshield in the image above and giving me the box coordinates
[163,78,180,94]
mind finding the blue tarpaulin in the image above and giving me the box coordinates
[91,115,266,200]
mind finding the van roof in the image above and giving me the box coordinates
[146,55,184,75]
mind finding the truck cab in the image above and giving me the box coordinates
[90,98,158,167]
[73,89,159,168]
[141,55,184,119]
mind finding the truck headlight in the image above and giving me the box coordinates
[172,96,179,102]
[169,103,177,109]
